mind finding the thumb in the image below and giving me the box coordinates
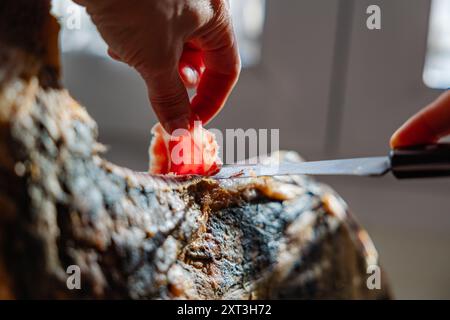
[141,68,192,134]
[390,90,450,148]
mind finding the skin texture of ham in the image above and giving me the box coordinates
[149,122,222,176]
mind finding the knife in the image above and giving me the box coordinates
[213,143,450,179]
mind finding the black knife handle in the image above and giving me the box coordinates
[390,143,450,179]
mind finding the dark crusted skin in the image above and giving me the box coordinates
[0,0,390,299]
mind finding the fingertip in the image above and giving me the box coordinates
[391,91,450,149]
[389,129,404,149]
[389,118,437,149]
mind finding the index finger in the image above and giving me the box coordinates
[390,90,450,148]
[191,26,241,124]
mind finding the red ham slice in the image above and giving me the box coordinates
[149,122,221,176]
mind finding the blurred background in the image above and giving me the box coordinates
[52,0,450,299]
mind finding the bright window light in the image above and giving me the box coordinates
[51,0,107,56]
[423,0,450,89]
[230,0,266,66]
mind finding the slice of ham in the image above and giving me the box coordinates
[149,122,222,176]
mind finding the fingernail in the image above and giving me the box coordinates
[182,67,198,87]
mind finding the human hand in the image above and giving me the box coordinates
[73,0,241,133]
[390,90,450,148]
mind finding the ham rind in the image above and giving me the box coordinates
[149,122,221,176]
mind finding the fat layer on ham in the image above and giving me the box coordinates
[149,122,222,176]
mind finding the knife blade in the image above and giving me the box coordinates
[212,157,391,179]
[212,144,450,180]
